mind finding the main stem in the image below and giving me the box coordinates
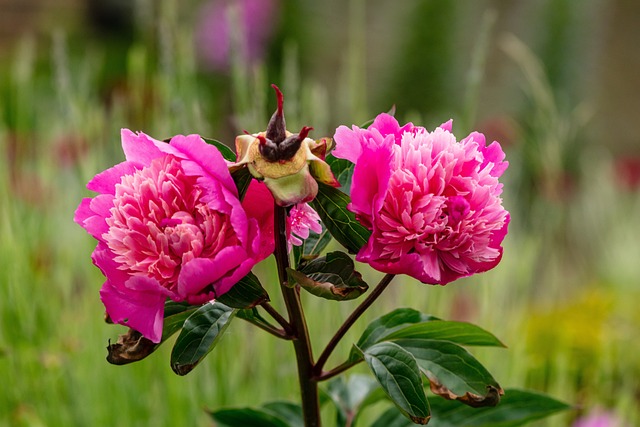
[274,203,320,427]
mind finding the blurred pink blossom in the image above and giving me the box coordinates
[195,0,280,71]
[574,408,624,427]
[333,113,510,285]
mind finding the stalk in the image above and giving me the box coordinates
[273,203,321,427]
[314,273,395,377]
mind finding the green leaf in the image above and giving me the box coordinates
[326,155,355,194]
[310,182,371,254]
[209,407,290,427]
[385,321,506,348]
[426,388,570,427]
[231,167,253,201]
[292,224,332,266]
[161,304,199,342]
[202,137,237,162]
[287,251,368,301]
[371,406,416,427]
[325,374,385,427]
[394,339,502,405]
[372,388,569,427]
[359,342,431,425]
[215,271,269,309]
[350,308,439,362]
[262,402,303,427]
[171,301,236,375]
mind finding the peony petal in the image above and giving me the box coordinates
[332,125,363,163]
[177,245,246,298]
[166,134,237,196]
[100,279,167,343]
[438,119,453,132]
[86,161,139,194]
[121,129,164,165]
[350,134,394,222]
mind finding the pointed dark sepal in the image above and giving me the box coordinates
[266,84,286,145]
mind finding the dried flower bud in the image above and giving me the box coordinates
[230,85,338,206]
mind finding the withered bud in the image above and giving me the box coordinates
[265,84,286,144]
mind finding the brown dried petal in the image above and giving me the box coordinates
[106,329,157,365]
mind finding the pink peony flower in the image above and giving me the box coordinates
[75,130,272,343]
[333,113,510,285]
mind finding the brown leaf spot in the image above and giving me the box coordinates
[428,376,503,408]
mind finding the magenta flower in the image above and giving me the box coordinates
[75,130,271,343]
[333,113,510,285]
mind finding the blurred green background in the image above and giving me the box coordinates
[1,0,639,426]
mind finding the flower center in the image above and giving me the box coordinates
[104,156,238,289]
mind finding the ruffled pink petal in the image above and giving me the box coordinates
[350,135,395,224]
[177,245,247,298]
[165,134,237,196]
[332,125,363,163]
[121,129,164,166]
[100,279,167,343]
[438,119,453,132]
[243,180,276,257]
[86,161,139,194]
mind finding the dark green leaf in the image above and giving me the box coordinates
[287,252,368,301]
[426,388,570,427]
[310,182,371,254]
[231,167,253,201]
[209,407,290,427]
[394,339,502,405]
[262,402,303,427]
[385,321,506,348]
[372,388,569,427]
[359,342,430,425]
[325,374,385,427]
[371,406,416,427]
[236,307,279,331]
[202,137,237,162]
[293,224,332,266]
[350,308,439,362]
[326,155,355,194]
[215,271,269,309]
[171,302,236,375]
[162,305,199,342]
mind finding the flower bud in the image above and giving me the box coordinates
[230,85,338,206]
